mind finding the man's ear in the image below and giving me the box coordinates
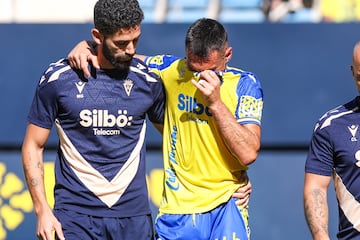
[225,47,232,63]
[91,28,103,45]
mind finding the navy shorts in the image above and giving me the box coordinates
[155,198,250,240]
[54,209,153,240]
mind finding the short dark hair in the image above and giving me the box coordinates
[94,0,144,36]
[185,18,228,58]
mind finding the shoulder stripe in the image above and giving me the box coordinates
[130,66,158,82]
[319,107,358,130]
[48,65,71,83]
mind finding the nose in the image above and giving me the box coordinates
[126,41,136,55]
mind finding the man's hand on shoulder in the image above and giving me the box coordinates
[68,40,99,78]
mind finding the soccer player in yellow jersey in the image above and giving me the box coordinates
[68,18,263,240]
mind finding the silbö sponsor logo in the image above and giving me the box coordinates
[177,94,212,116]
[177,94,210,124]
[79,109,133,135]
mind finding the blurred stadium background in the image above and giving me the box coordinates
[1,0,360,239]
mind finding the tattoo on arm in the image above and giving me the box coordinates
[24,159,44,187]
[304,188,328,236]
[30,178,39,187]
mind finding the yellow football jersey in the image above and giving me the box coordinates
[145,55,263,214]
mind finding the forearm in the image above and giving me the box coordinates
[304,188,330,240]
[22,143,51,216]
[209,101,260,166]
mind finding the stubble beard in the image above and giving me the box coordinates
[102,42,133,71]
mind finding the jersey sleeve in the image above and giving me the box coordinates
[144,55,181,76]
[27,59,70,129]
[147,71,165,124]
[305,122,334,176]
[235,72,264,125]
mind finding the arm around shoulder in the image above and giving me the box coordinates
[67,40,98,78]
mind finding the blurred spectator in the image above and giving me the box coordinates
[283,0,322,22]
[320,0,360,22]
[262,0,321,22]
[262,0,291,22]
[259,0,279,22]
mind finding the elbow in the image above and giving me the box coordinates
[243,154,258,166]
[241,132,261,166]
[239,148,259,166]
